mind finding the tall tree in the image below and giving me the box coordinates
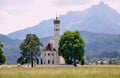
[0,41,6,65]
[17,34,43,67]
[58,31,85,65]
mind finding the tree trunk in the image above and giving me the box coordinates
[31,51,33,67]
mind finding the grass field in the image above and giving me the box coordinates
[0,65,120,78]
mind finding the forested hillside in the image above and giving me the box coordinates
[1,31,120,63]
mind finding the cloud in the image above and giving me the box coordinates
[0,0,33,6]
[55,0,90,5]
[0,0,120,34]
[0,0,58,34]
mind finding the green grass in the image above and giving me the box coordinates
[0,65,120,78]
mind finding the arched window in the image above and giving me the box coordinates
[48,60,50,64]
[48,53,50,56]
[52,53,54,56]
[52,60,54,64]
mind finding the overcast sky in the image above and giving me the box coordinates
[0,0,120,35]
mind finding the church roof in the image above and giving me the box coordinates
[43,39,56,52]
[54,16,60,24]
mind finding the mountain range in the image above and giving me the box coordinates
[8,2,120,40]
[0,34,21,63]
[1,31,120,63]
[1,2,120,63]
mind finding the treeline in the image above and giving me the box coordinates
[86,51,120,64]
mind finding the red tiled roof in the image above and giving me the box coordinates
[43,42,56,51]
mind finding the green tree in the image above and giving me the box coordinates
[0,41,6,65]
[58,30,85,65]
[17,34,43,67]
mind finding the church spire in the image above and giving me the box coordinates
[54,15,60,24]
[56,15,58,20]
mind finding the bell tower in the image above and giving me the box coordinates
[53,16,60,51]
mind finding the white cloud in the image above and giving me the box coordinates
[0,0,33,6]
[0,0,57,34]
[0,0,120,35]
[55,0,90,5]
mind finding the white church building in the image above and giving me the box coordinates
[40,17,64,65]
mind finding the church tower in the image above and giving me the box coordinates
[53,16,60,64]
[40,16,63,65]
[53,16,60,51]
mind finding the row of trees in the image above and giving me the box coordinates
[0,30,85,67]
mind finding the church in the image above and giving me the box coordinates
[40,17,64,65]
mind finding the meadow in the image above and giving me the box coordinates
[0,65,120,78]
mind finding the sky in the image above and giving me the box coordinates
[0,0,120,35]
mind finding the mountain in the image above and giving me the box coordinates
[0,34,21,64]
[8,2,120,40]
[1,31,120,63]
[40,31,120,63]
[81,31,120,54]
[39,31,120,54]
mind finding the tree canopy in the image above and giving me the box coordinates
[17,34,43,67]
[0,41,6,65]
[58,31,85,65]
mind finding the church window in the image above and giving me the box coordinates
[52,53,54,56]
[48,53,50,56]
[52,60,54,64]
[56,29,59,31]
[48,60,50,64]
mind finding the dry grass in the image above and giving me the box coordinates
[0,65,120,78]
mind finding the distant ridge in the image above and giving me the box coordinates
[8,2,120,40]
[0,34,21,63]
[1,30,120,63]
